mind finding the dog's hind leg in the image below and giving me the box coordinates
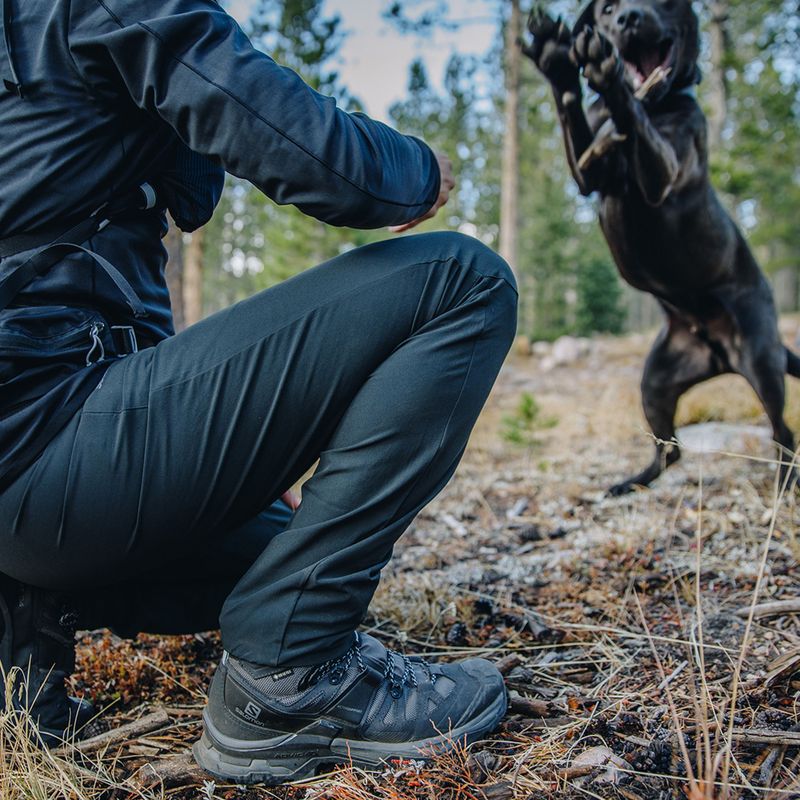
[739,347,797,491]
[610,323,721,496]
[785,346,800,379]
[731,289,798,490]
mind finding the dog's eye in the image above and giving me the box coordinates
[602,3,614,14]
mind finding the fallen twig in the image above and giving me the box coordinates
[523,611,565,643]
[495,653,524,675]
[555,764,596,780]
[132,751,210,790]
[729,728,800,747]
[71,707,171,755]
[509,715,577,730]
[508,692,554,718]
[733,600,800,620]
[658,659,688,690]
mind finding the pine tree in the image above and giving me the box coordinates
[575,258,625,336]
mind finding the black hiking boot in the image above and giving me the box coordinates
[193,632,507,785]
[0,575,95,745]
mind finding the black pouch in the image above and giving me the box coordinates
[0,306,112,409]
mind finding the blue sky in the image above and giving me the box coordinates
[226,0,498,122]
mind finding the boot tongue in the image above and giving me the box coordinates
[355,632,391,670]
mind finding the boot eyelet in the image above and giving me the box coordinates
[329,671,343,685]
[59,612,78,630]
[390,685,403,700]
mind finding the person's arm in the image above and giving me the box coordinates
[68,0,440,229]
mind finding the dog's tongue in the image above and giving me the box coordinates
[639,49,663,78]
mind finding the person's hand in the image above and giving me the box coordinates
[281,489,301,511]
[389,152,455,233]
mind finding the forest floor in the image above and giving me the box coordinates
[3,323,800,800]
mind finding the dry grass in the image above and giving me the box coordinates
[3,324,799,799]
[0,671,159,800]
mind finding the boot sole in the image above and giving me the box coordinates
[192,691,507,786]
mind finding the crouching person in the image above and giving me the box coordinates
[0,0,517,783]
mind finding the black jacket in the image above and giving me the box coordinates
[0,0,440,490]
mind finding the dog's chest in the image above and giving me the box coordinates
[600,191,685,281]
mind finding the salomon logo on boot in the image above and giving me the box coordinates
[241,701,263,723]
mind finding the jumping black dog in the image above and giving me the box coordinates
[523,0,800,494]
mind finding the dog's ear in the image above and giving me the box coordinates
[674,4,703,89]
[572,0,597,35]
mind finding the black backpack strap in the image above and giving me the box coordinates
[0,242,148,318]
[1,0,24,97]
[0,183,157,317]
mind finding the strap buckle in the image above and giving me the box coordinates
[110,325,139,355]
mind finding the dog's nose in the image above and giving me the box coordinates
[617,8,643,29]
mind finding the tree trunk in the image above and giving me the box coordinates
[772,267,798,314]
[499,0,521,278]
[707,0,730,152]
[163,221,185,332]
[183,227,206,327]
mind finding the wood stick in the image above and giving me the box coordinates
[577,66,672,171]
[734,599,800,619]
[556,764,597,780]
[729,728,800,747]
[495,653,524,675]
[509,692,559,718]
[520,715,577,729]
[71,707,171,755]
[657,659,688,690]
[524,612,564,643]
[133,752,210,790]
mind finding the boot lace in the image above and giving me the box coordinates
[301,635,366,689]
[301,633,434,699]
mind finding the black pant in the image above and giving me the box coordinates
[0,232,517,666]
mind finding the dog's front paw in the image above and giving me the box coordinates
[523,10,579,92]
[572,25,623,95]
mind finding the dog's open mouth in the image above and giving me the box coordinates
[622,39,675,90]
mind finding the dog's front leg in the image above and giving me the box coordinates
[523,11,608,196]
[572,27,679,205]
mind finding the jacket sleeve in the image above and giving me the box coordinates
[68,0,440,229]
[154,139,226,233]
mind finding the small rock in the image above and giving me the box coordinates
[507,498,530,518]
[540,356,557,372]
[678,422,773,456]
[507,665,536,683]
[552,336,584,367]
[479,782,514,800]
[473,598,496,617]
[445,622,468,646]
[518,525,543,542]
[514,335,532,356]
[467,750,499,784]
[571,745,627,784]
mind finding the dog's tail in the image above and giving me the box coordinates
[786,346,800,378]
